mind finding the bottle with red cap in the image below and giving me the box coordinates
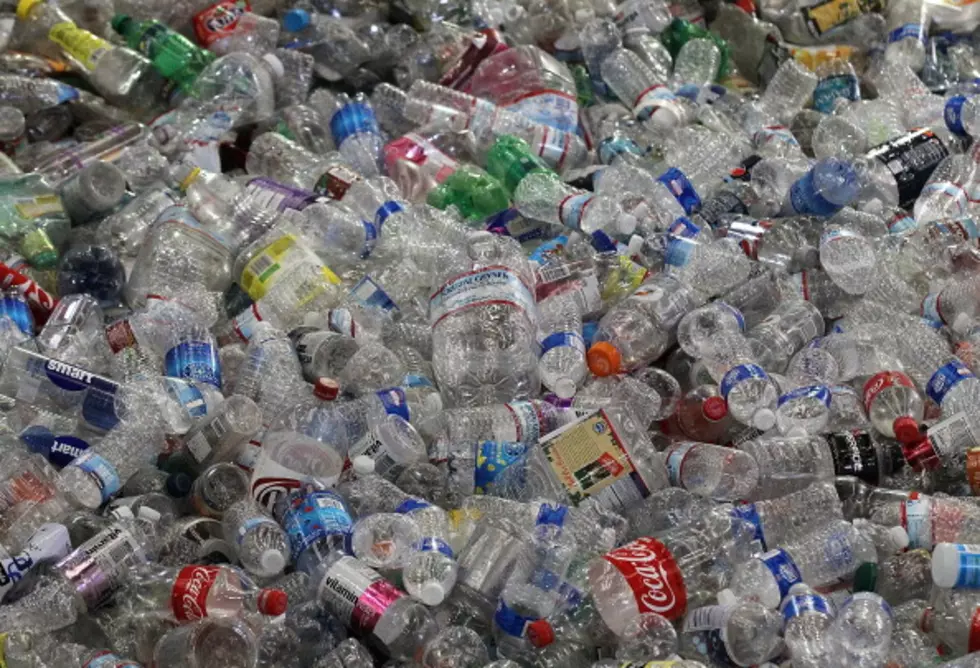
[863,369,925,444]
[124,562,287,622]
[660,384,733,443]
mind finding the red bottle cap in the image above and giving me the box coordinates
[892,416,921,445]
[314,377,340,400]
[257,588,288,616]
[902,437,940,472]
[527,619,555,647]
[702,396,728,421]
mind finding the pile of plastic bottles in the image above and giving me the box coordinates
[10,0,980,665]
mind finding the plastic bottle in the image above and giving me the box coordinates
[111,14,215,93]
[221,498,290,578]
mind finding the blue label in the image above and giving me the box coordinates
[414,537,454,558]
[675,83,701,101]
[374,201,404,229]
[760,549,802,599]
[720,363,769,399]
[582,321,599,347]
[953,544,980,588]
[789,169,843,216]
[395,498,431,514]
[597,136,642,165]
[888,23,924,43]
[361,221,378,258]
[329,103,380,146]
[494,600,536,637]
[589,230,617,252]
[20,427,91,468]
[777,384,832,408]
[403,374,435,389]
[658,168,702,214]
[535,502,569,527]
[56,83,80,103]
[0,295,33,335]
[72,452,121,503]
[664,237,697,267]
[41,359,120,431]
[375,387,410,421]
[926,359,976,405]
[164,340,222,389]
[474,441,527,494]
[812,74,860,114]
[283,490,352,556]
[350,276,399,313]
[668,216,701,238]
[540,331,584,356]
[946,96,970,136]
[164,378,207,419]
[781,592,832,621]
[731,503,766,550]
[529,235,569,265]
[717,302,746,331]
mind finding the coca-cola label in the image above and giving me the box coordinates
[862,371,915,412]
[193,0,250,47]
[171,565,220,621]
[601,537,687,620]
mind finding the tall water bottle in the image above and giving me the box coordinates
[829,592,894,666]
[537,293,587,399]
[704,331,778,431]
[885,0,926,71]
[781,585,837,668]
[274,481,353,575]
[430,231,538,407]
[222,498,290,579]
[664,441,759,500]
[318,90,384,178]
[601,47,685,128]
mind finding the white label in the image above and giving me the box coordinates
[429,265,535,326]
[928,412,980,457]
[683,605,731,632]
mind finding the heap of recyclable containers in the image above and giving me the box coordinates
[8,0,980,665]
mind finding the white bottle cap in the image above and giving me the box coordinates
[261,549,286,574]
[419,581,446,606]
[627,234,645,257]
[752,408,776,432]
[888,525,909,552]
[137,507,162,522]
[953,312,974,335]
[353,455,376,475]
[262,53,285,79]
[617,213,638,236]
[648,105,680,130]
[932,542,960,588]
[717,588,737,607]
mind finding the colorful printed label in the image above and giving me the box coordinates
[812,75,859,113]
[474,441,527,494]
[657,168,702,215]
[282,490,352,556]
[926,359,975,406]
[888,22,924,43]
[862,371,915,411]
[558,192,593,232]
[171,565,220,621]
[665,442,697,488]
[193,0,250,46]
[777,384,831,408]
[429,265,535,326]
[49,23,109,70]
[781,591,832,621]
[632,85,677,122]
[601,537,688,621]
[494,599,537,637]
[759,549,802,599]
[317,556,404,638]
[902,494,932,549]
[330,103,380,146]
[71,452,121,503]
[731,502,766,549]
[720,363,768,400]
[165,340,222,389]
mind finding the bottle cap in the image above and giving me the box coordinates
[552,377,577,400]
[902,437,940,472]
[282,8,311,32]
[260,549,286,574]
[649,105,681,130]
[853,562,877,592]
[953,312,974,335]
[423,392,443,414]
[314,378,340,401]
[887,525,909,552]
[16,0,42,19]
[527,619,555,647]
[587,342,621,377]
[262,53,285,79]
[110,14,132,33]
[752,408,776,432]
[137,507,162,522]
[627,234,645,257]
[932,543,965,588]
[702,396,727,421]
[716,588,737,607]
[419,582,446,606]
[892,416,921,445]
[257,588,288,616]
[166,472,192,497]
[617,213,638,236]
[352,455,375,475]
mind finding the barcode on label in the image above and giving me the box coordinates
[683,605,729,632]
[186,433,212,463]
[107,531,141,568]
[928,412,979,457]
[246,184,287,212]
[538,264,572,284]
[249,254,276,278]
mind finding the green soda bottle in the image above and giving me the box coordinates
[427,166,509,222]
[661,19,731,78]
[111,15,215,92]
[484,135,553,195]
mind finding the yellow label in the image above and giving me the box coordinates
[801,0,885,34]
[49,22,109,70]
[0,631,7,668]
[241,234,340,300]
[14,194,63,219]
[541,410,640,507]
[790,44,857,71]
[601,255,648,302]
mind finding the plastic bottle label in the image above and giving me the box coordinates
[632,85,677,122]
[494,599,537,637]
[395,498,431,514]
[558,192,594,231]
[657,169,702,215]
[535,502,569,528]
[317,556,404,638]
[193,0,250,47]
[759,549,802,599]
[862,371,915,411]
[664,442,697,488]
[780,591,832,621]
[822,524,855,571]
[283,490,352,556]
[48,23,110,70]
[716,302,746,331]
[506,90,580,135]
[47,435,91,468]
[527,125,581,172]
[314,163,361,200]
[789,169,845,216]
[171,565,220,621]
[429,265,535,326]
[947,543,980,588]
[164,378,207,419]
[926,359,976,406]
[719,363,768,399]
[801,0,884,36]
[245,178,318,212]
[539,331,585,357]
[0,295,33,335]
[901,494,932,549]
[867,129,949,208]
[887,210,916,234]
[541,410,648,511]
[56,525,146,610]
[600,537,687,621]
[597,136,643,165]
[888,22,924,43]
[474,441,527,494]
[349,276,398,313]
[84,651,134,668]
[683,605,730,632]
[71,452,121,503]
[374,201,404,229]
[414,537,454,558]
[919,181,969,215]
[928,412,980,462]
[165,340,222,389]
[236,516,275,546]
[777,384,831,408]
[731,503,766,550]
[825,430,880,484]
[812,74,860,113]
[946,96,970,136]
[438,28,508,91]
[330,104,380,146]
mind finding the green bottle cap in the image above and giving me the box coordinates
[853,562,878,593]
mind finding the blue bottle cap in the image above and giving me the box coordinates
[283,8,311,32]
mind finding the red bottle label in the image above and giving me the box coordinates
[171,565,220,621]
[193,0,250,47]
[601,537,687,620]
[862,370,915,412]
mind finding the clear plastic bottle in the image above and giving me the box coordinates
[152,617,259,668]
[781,584,837,668]
[537,293,587,399]
[245,132,359,197]
[829,592,894,666]
[221,498,290,578]
[664,440,759,500]
[676,301,746,359]
[730,480,844,550]
[514,171,637,239]
[670,37,720,88]
[315,90,384,178]
[601,47,685,128]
